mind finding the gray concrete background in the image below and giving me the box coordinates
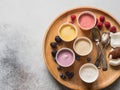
[0,0,120,90]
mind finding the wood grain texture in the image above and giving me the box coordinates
[43,7,120,90]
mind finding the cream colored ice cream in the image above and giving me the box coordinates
[75,39,91,55]
[73,37,93,56]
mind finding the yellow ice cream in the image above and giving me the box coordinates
[60,25,76,41]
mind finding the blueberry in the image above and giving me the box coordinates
[55,36,62,43]
[87,57,91,62]
[75,55,80,60]
[50,42,57,48]
[59,73,66,79]
[51,50,57,57]
[68,72,74,79]
[65,71,70,76]
[57,65,62,70]
[60,73,63,78]
[65,71,74,79]
[62,75,66,79]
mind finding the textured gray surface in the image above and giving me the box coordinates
[0,0,120,90]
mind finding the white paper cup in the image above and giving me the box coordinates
[79,63,99,83]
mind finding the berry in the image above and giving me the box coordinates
[60,73,63,78]
[51,50,57,57]
[50,42,57,48]
[71,15,76,21]
[110,26,117,33]
[96,18,98,25]
[100,16,105,22]
[105,21,111,29]
[87,57,91,62]
[55,36,62,43]
[65,71,74,79]
[97,22,103,30]
[57,65,62,70]
[75,55,81,60]
[68,72,74,79]
[65,71,70,76]
[60,73,66,79]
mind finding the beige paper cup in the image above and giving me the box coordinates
[73,37,93,56]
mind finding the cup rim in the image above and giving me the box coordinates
[79,63,99,83]
[73,37,93,56]
[55,48,75,67]
[77,11,96,30]
[58,23,78,42]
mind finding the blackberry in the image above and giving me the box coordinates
[55,36,62,43]
[65,71,74,79]
[50,42,57,48]
[68,72,74,79]
[57,65,62,70]
[65,71,70,76]
[51,50,57,57]
[59,73,66,79]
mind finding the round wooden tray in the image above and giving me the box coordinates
[43,7,120,90]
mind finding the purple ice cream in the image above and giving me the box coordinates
[56,48,75,67]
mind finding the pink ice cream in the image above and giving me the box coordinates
[79,13,95,29]
[56,49,74,67]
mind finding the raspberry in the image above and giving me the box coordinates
[105,21,111,29]
[110,26,117,33]
[100,16,105,22]
[97,22,103,30]
[71,15,76,21]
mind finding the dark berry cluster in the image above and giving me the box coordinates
[50,36,62,59]
[59,71,74,80]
